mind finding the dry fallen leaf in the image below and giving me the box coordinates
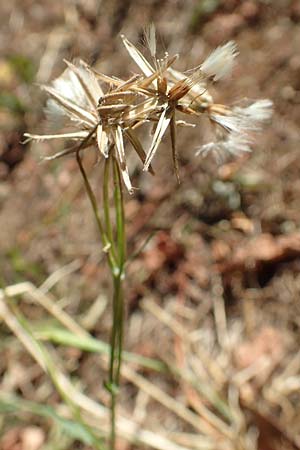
[215,232,300,273]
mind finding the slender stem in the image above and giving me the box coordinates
[106,158,126,450]
[103,158,114,249]
[76,149,118,274]
[108,274,121,450]
[103,154,118,263]
[76,145,126,450]
[113,160,125,382]
[113,160,126,271]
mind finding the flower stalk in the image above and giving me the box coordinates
[76,145,126,450]
[107,157,126,450]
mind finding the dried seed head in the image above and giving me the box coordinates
[25,26,273,190]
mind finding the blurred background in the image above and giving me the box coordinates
[1,1,300,449]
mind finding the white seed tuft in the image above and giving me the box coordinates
[197,133,252,162]
[201,41,239,81]
[233,99,273,123]
[51,67,87,107]
[145,23,157,58]
[209,99,273,136]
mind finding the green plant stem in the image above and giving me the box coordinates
[113,159,125,382]
[113,160,125,271]
[103,156,117,262]
[76,148,126,450]
[106,158,126,450]
[76,149,118,276]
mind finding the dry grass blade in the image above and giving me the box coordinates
[100,90,140,104]
[97,104,128,115]
[90,67,124,87]
[122,97,158,123]
[142,298,226,387]
[0,282,166,373]
[111,125,133,193]
[96,124,109,158]
[23,131,90,142]
[170,114,180,183]
[138,55,179,90]
[0,295,192,450]
[144,106,172,171]
[211,274,229,352]
[121,34,154,78]
[120,364,221,438]
[0,295,46,370]
[115,73,142,91]
[168,432,216,450]
[0,282,88,338]
[125,128,155,175]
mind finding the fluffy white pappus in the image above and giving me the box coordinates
[201,41,239,81]
[42,61,104,129]
[64,60,103,105]
[44,98,66,128]
[210,99,273,135]
[209,113,251,134]
[42,68,88,128]
[51,67,88,108]
[233,99,273,123]
[196,133,252,162]
[44,61,103,116]
[144,23,156,58]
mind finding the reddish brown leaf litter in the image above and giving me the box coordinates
[214,232,300,273]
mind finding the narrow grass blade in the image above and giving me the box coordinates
[121,35,154,77]
[36,327,167,372]
[115,74,142,91]
[144,106,172,171]
[111,126,133,194]
[24,131,90,142]
[91,67,124,87]
[170,113,180,183]
[0,395,102,446]
[122,97,158,123]
[96,124,109,158]
[125,128,155,175]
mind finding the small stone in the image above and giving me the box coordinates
[240,1,259,21]
[21,427,45,450]
[280,85,296,101]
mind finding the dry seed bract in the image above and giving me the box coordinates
[25,27,273,192]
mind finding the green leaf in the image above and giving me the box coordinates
[0,395,103,446]
[35,326,167,372]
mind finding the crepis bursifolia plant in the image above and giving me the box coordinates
[25,25,273,450]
